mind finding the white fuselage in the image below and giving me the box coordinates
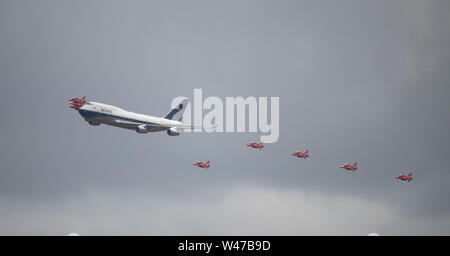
[78,101,182,132]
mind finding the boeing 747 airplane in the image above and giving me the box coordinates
[69,96,197,136]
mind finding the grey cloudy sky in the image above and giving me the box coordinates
[0,0,449,235]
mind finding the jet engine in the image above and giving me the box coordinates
[88,120,101,126]
[167,127,180,136]
[136,125,148,134]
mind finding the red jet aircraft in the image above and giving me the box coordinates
[69,96,86,110]
[340,162,358,171]
[246,142,264,150]
[291,150,309,159]
[395,173,413,182]
[193,161,210,169]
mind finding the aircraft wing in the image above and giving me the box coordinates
[113,120,169,132]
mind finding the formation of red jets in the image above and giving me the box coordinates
[193,141,414,182]
[69,96,86,110]
[69,96,413,182]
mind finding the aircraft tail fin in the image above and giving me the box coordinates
[164,97,190,121]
